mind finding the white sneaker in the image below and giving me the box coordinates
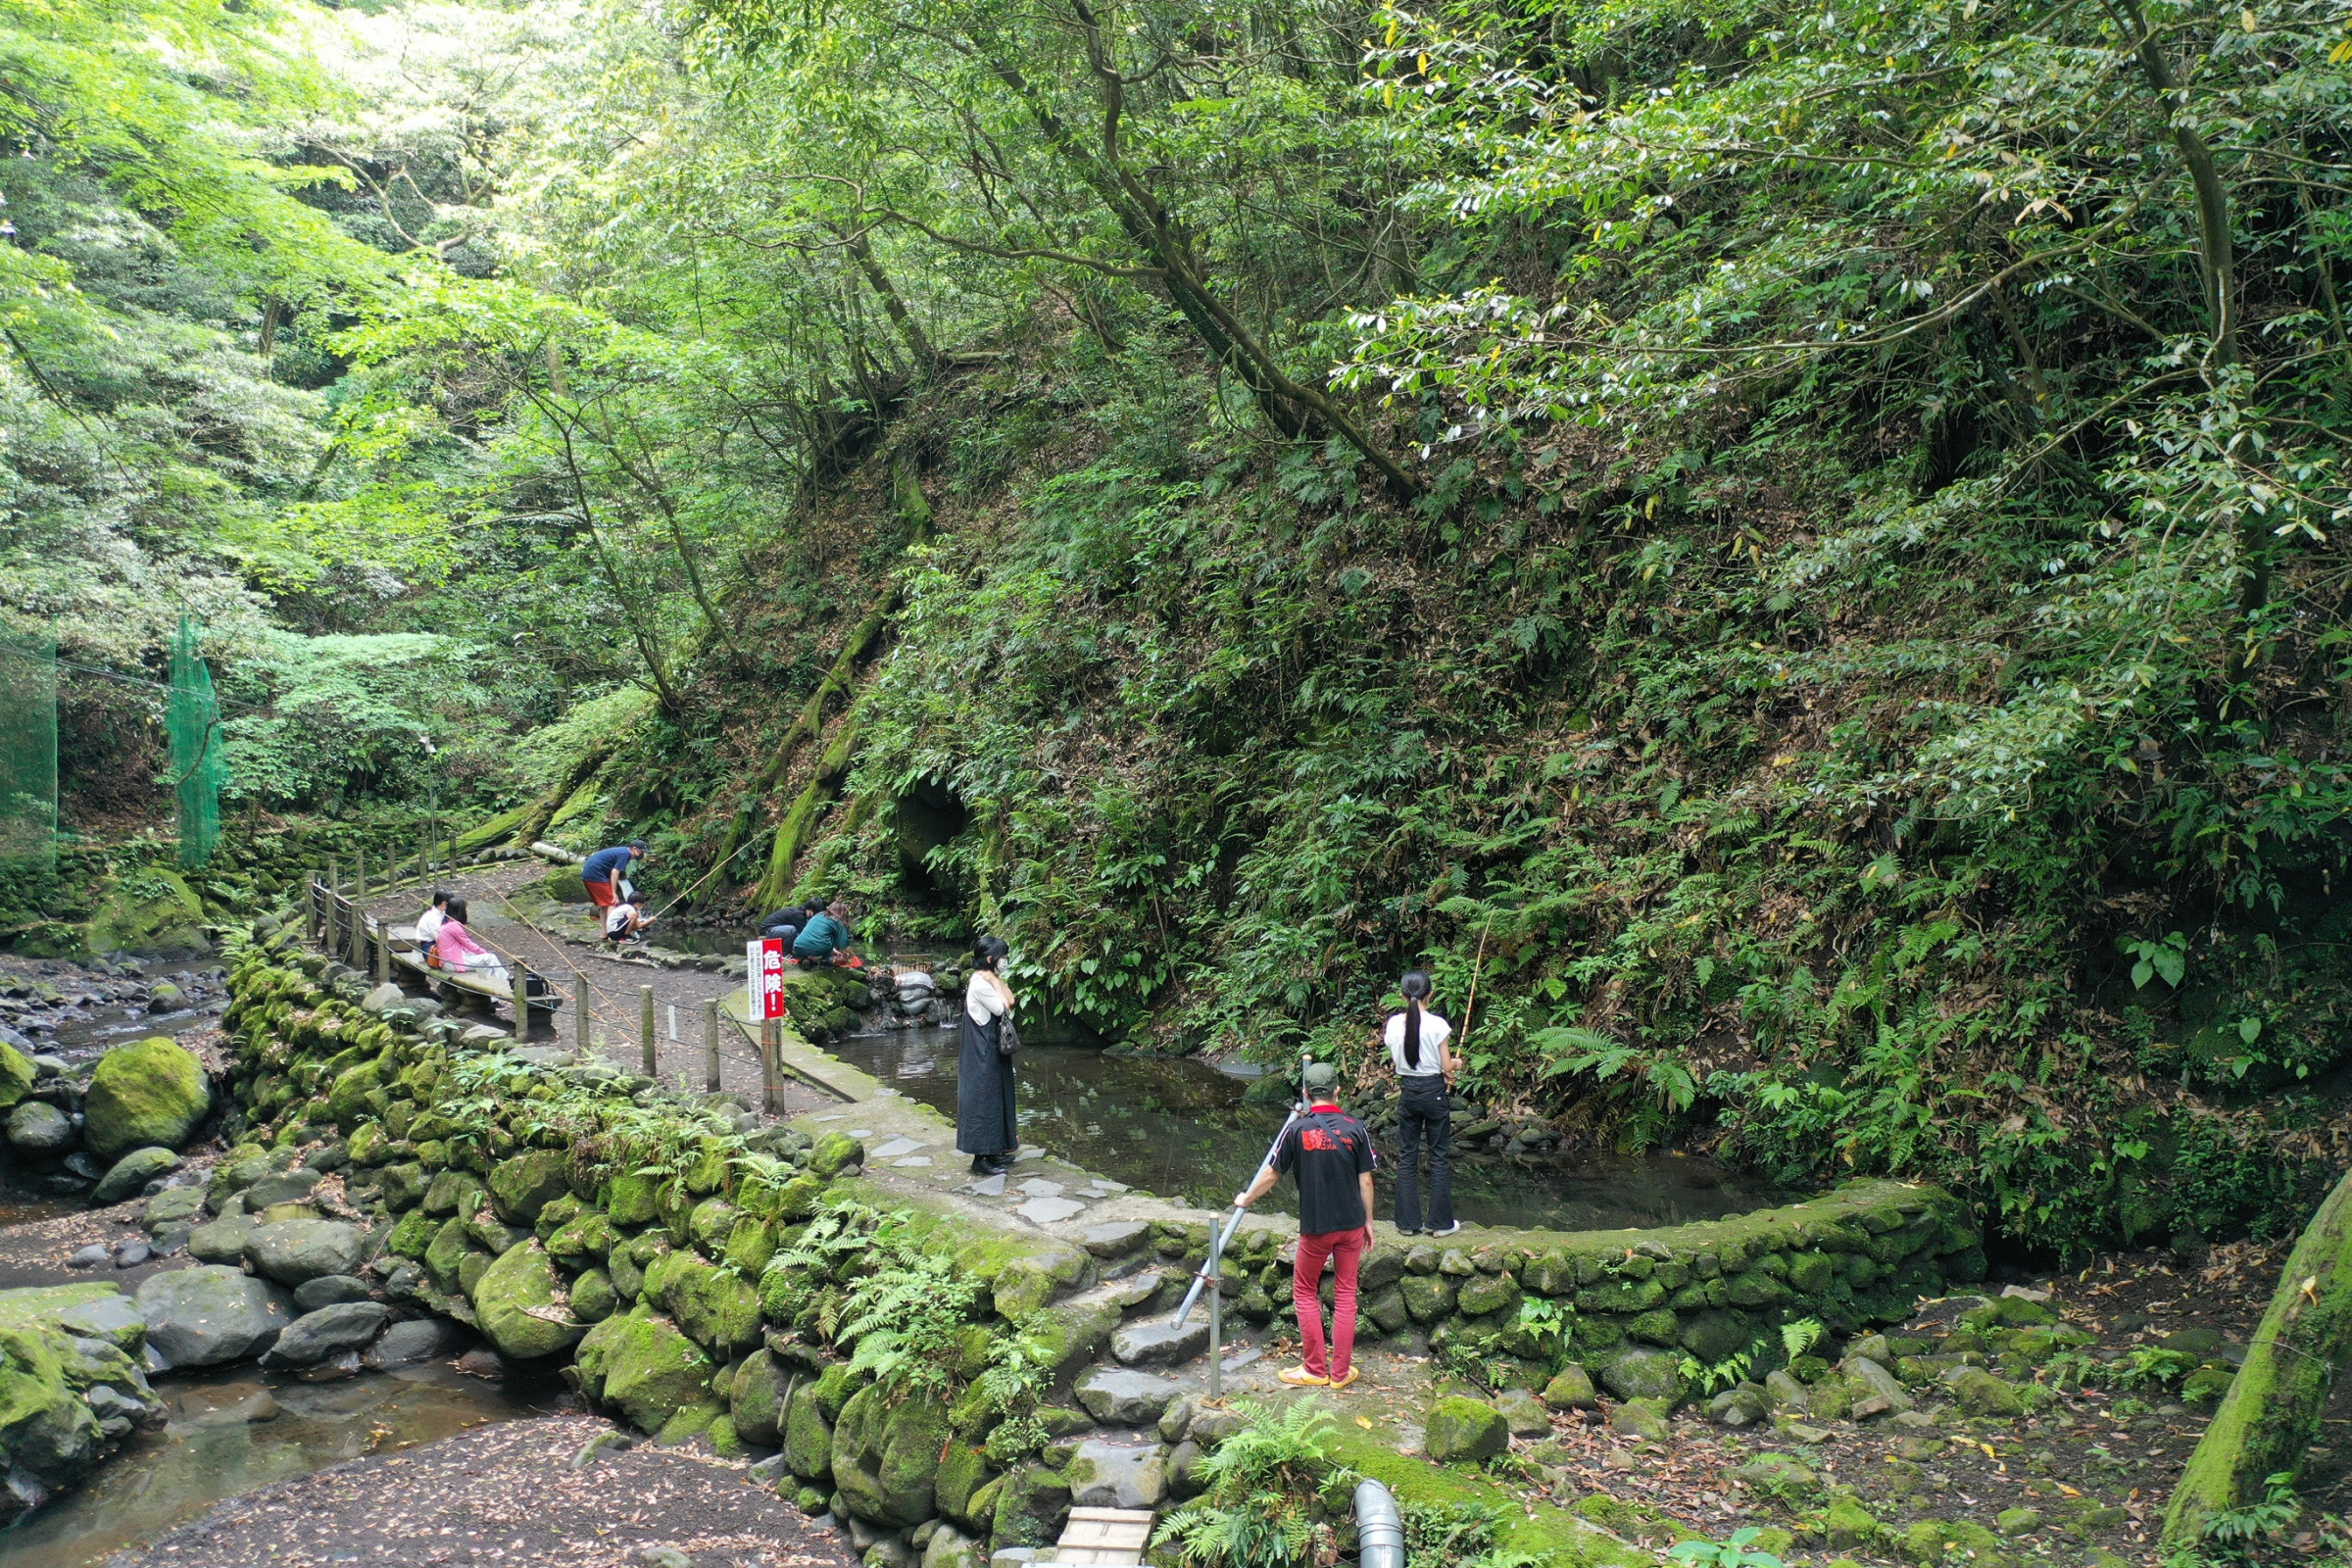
[1431,1221,1462,1238]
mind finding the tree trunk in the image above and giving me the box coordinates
[2162,1168,2352,1545]
[752,717,859,909]
[514,738,616,852]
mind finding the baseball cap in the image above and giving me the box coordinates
[1301,1061,1338,1091]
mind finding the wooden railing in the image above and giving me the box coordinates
[304,862,551,1039]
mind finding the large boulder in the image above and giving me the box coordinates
[92,1147,184,1206]
[574,1308,713,1433]
[1073,1367,1181,1426]
[85,869,206,956]
[472,1244,587,1361]
[135,1266,293,1367]
[1595,1345,1686,1403]
[83,1037,210,1159]
[1064,1439,1169,1509]
[833,1386,952,1528]
[652,1252,759,1358]
[245,1219,367,1287]
[266,1302,391,1366]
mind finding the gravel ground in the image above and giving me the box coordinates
[102,1413,859,1568]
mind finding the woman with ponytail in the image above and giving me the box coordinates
[1384,969,1457,1236]
[956,936,1019,1177]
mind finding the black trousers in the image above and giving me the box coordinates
[1394,1078,1454,1232]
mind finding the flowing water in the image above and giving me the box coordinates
[0,1361,561,1568]
[822,1025,1791,1232]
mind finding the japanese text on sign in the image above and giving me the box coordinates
[747,937,789,1020]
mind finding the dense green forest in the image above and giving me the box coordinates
[6,0,2350,1256]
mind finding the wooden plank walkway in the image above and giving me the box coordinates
[1054,1507,1156,1566]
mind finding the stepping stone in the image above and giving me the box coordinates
[1080,1221,1149,1259]
[892,1156,934,1168]
[872,1137,924,1160]
[962,1174,1008,1198]
[1112,1317,1209,1368]
[1064,1445,1168,1511]
[813,1114,847,1122]
[848,1128,873,1138]
[1018,1178,1066,1199]
[1017,1197,1087,1226]
[1074,1367,1183,1426]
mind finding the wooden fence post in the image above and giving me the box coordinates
[576,978,591,1058]
[761,1018,780,1115]
[640,985,657,1076]
[323,859,340,956]
[513,961,531,1042]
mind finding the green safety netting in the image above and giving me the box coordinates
[0,631,56,867]
[169,616,224,869]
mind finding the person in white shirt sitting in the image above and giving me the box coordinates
[415,889,453,949]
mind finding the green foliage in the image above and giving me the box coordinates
[1668,1529,1787,1568]
[2105,1346,2203,1393]
[1155,1400,1356,1568]
[2198,1472,2303,1552]
[1778,1319,1825,1361]
[1678,1348,1753,1397]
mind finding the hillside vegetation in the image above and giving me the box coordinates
[3,0,2349,1255]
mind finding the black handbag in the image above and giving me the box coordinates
[989,977,1023,1059]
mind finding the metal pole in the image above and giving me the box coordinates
[420,824,429,884]
[1208,1227,1225,1402]
[514,963,531,1042]
[640,986,657,1076]
[576,978,591,1057]
[760,1018,780,1115]
[704,999,720,1093]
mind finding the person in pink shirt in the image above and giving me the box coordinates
[433,898,510,985]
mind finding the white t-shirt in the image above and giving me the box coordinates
[605,903,639,937]
[966,971,1010,1026]
[1385,1008,1451,1076]
[416,907,446,945]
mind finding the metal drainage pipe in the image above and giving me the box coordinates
[1354,1479,1404,1568]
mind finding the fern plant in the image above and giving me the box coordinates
[1155,1400,1355,1568]
[837,1245,979,1399]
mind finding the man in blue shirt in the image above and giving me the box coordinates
[581,841,646,910]
[792,900,857,965]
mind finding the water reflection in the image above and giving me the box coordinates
[824,1026,1790,1232]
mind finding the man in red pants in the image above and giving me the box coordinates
[1233,1061,1376,1389]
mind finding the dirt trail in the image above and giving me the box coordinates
[356,865,835,1119]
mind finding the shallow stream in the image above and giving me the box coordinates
[0,1361,559,1568]
[821,1025,1789,1232]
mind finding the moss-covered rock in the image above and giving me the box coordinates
[723,1217,776,1276]
[86,869,206,955]
[488,1150,571,1225]
[83,1037,211,1159]
[990,1463,1071,1551]
[936,1443,996,1533]
[731,1348,794,1446]
[0,1040,34,1114]
[605,1170,659,1226]
[472,1243,587,1360]
[574,1307,715,1434]
[0,1321,107,1509]
[546,1209,614,1264]
[1425,1396,1508,1464]
[833,1386,952,1527]
[570,1267,616,1324]
[649,1251,760,1357]
[784,1378,836,1482]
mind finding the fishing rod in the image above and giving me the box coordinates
[1173,1049,1313,1331]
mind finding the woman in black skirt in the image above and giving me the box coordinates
[956,936,1018,1176]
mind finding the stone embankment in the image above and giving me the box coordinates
[0,916,2007,1562]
